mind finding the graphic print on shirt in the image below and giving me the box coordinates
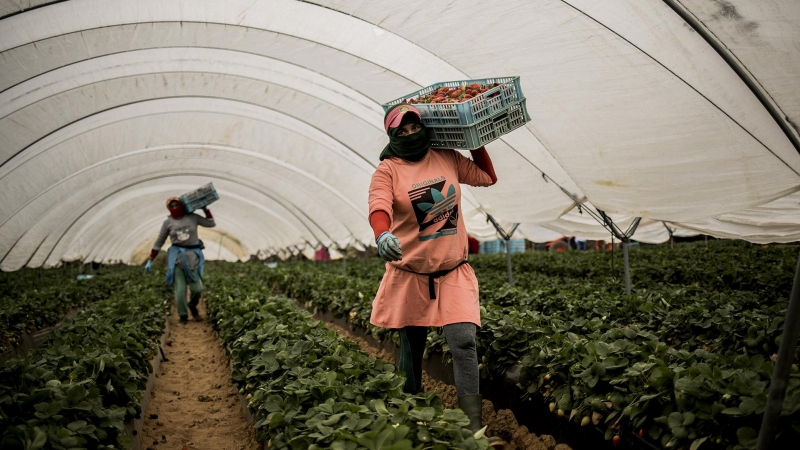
[175,226,191,242]
[408,177,459,241]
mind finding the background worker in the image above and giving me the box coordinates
[368,104,502,445]
[145,197,215,324]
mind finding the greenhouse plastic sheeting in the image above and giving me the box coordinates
[0,0,798,269]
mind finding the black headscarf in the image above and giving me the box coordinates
[379,104,432,162]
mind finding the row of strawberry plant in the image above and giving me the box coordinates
[0,273,169,449]
[226,257,799,450]
[327,241,797,298]
[232,259,785,361]
[204,267,491,450]
[469,240,798,297]
[0,267,141,354]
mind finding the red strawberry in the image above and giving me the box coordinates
[613,435,621,447]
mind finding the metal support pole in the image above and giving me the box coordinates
[757,251,800,450]
[622,242,631,295]
[506,239,514,286]
[486,214,519,286]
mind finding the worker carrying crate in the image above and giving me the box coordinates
[144,183,219,324]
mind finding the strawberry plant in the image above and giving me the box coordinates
[233,240,800,449]
[205,271,490,449]
[0,273,169,449]
[0,267,140,354]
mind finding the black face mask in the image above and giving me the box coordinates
[379,124,432,162]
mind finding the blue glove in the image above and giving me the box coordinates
[145,260,153,274]
[376,232,402,262]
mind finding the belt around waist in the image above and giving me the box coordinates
[173,240,205,250]
[395,260,469,300]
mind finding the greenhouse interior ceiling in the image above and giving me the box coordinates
[0,0,798,269]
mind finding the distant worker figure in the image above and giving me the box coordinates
[145,197,215,324]
[314,246,331,261]
[368,104,502,446]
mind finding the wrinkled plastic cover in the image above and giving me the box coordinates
[0,0,798,269]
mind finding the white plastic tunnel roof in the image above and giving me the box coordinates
[0,0,798,269]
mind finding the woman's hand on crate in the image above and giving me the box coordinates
[202,208,213,219]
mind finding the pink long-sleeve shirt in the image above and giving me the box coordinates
[368,148,494,328]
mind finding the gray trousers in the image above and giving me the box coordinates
[398,323,479,396]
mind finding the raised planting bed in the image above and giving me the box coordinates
[0,266,142,355]
[0,275,169,449]
[205,285,493,449]
[211,240,800,450]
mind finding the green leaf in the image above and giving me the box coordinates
[67,384,86,403]
[739,398,758,415]
[690,436,709,450]
[31,428,47,450]
[722,407,743,416]
[409,407,435,422]
[667,412,683,429]
[67,421,88,432]
[373,399,390,416]
[737,427,757,448]
[60,437,79,447]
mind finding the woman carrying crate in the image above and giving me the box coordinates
[368,104,502,445]
[145,197,215,324]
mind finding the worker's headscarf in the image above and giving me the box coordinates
[166,197,185,220]
[379,104,432,162]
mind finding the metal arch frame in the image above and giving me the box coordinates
[0,7,571,218]
[22,172,351,269]
[54,195,286,267]
[38,173,337,265]
[92,208,256,265]
[77,186,291,262]
[0,80,380,174]
[79,182,366,264]
[27,184,288,268]
[1,142,371,235]
[105,216,255,264]
[3,168,306,267]
[0,47,382,125]
[1,154,365,266]
[661,0,800,157]
[91,207,259,265]
[0,66,491,219]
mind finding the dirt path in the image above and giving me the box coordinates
[323,322,572,450]
[142,302,259,450]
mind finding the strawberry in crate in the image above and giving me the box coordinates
[407,82,500,104]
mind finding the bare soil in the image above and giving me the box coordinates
[323,322,572,450]
[142,302,259,450]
